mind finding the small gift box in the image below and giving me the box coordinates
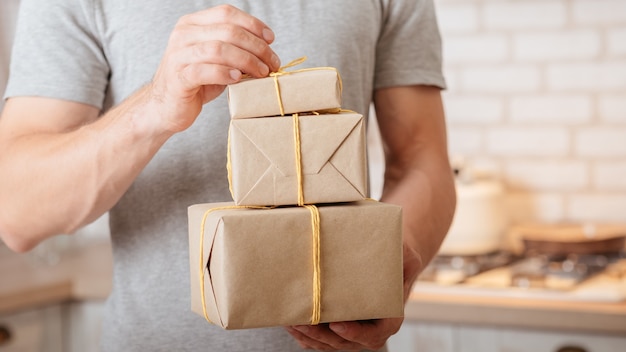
[227,67,342,119]
[227,111,368,206]
[188,200,404,329]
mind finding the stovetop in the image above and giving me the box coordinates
[415,251,626,302]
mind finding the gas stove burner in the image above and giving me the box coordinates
[419,251,518,285]
[510,252,624,290]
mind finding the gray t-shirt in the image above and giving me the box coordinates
[6,0,445,351]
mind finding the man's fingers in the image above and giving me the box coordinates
[171,40,271,81]
[329,318,403,350]
[170,24,280,77]
[200,23,279,72]
[284,319,403,351]
[290,324,362,350]
[285,326,338,351]
[146,5,281,134]
[181,4,275,43]
[179,63,239,91]
[402,244,424,300]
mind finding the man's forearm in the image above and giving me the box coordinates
[0,6,281,252]
[374,85,456,292]
[381,151,456,271]
[0,86,172,251]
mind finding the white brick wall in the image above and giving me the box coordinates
[486,127,569,156]
[435,2,479,33]
[513,30,601,62]
[547,62,626,91]
[444,34,508,64]
[437,0,626,224]
[461,65,541,93]
[593,161,626,191]
[447,128,483,156]
[567,194,626,222]
[506,192,565,223]
[575,128,626,157]
[509,95,592,124]
[504,160,588,191]
[444,95,503,124]
[483,1,567,30]
[599,95,626,123]
[572,0,626,25]
[607,28,626,56]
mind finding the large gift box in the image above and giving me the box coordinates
[228,111,367,206]
[188,200,404,329]
[227,68,342,119]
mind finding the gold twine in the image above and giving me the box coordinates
[199,205,271,323]
[292,113,322,324]
[226,127,234,200]
[216,56,337,326]
[268,56,343,116]
[292,114,305,206]
[198,204,322,326]
[304,204,322,325]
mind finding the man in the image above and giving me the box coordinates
[0,0,21,112]
[0,1,455,351]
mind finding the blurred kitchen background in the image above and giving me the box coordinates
[2,0,626,351]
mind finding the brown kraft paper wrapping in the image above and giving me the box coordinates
[188,200,404,330]
[228,112,367,206]
[227,68,342,119]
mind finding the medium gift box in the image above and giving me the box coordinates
[228,111,367,206]
[227,67,342,119]
[188,200,404,329]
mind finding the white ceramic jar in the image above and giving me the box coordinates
[438,177,509,256]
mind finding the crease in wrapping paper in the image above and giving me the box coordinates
[196,204,276,326]
[201,215,223,326]
[227,68,342,119]
[228,112,368,206]
[188,200,404,330]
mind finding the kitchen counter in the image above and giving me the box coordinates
[406,290,626,335]
[1,242,625,335]
[0,241,112,315]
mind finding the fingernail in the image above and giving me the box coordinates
[258,62,269,76]
[262,28,275,42]
[271,53,281,70]
[330,323,346,333]
[229,69,242,81]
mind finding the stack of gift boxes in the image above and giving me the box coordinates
[188,61,404,330]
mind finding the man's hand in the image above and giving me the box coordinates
[284,243,422,351]
[283,85,455,351]
[0,5,283,251]
[150,4,280,133]
[285,318,402,351]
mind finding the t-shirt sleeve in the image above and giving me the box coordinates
[4,0,109,109]
[375,0,446,90]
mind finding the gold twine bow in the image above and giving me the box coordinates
[268,56,343,116]
[226,56,345,199]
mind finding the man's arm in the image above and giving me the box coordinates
[0,5,280,252]
[376,85,456,292]
[0,93,172,252]
[285,85,456,350]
